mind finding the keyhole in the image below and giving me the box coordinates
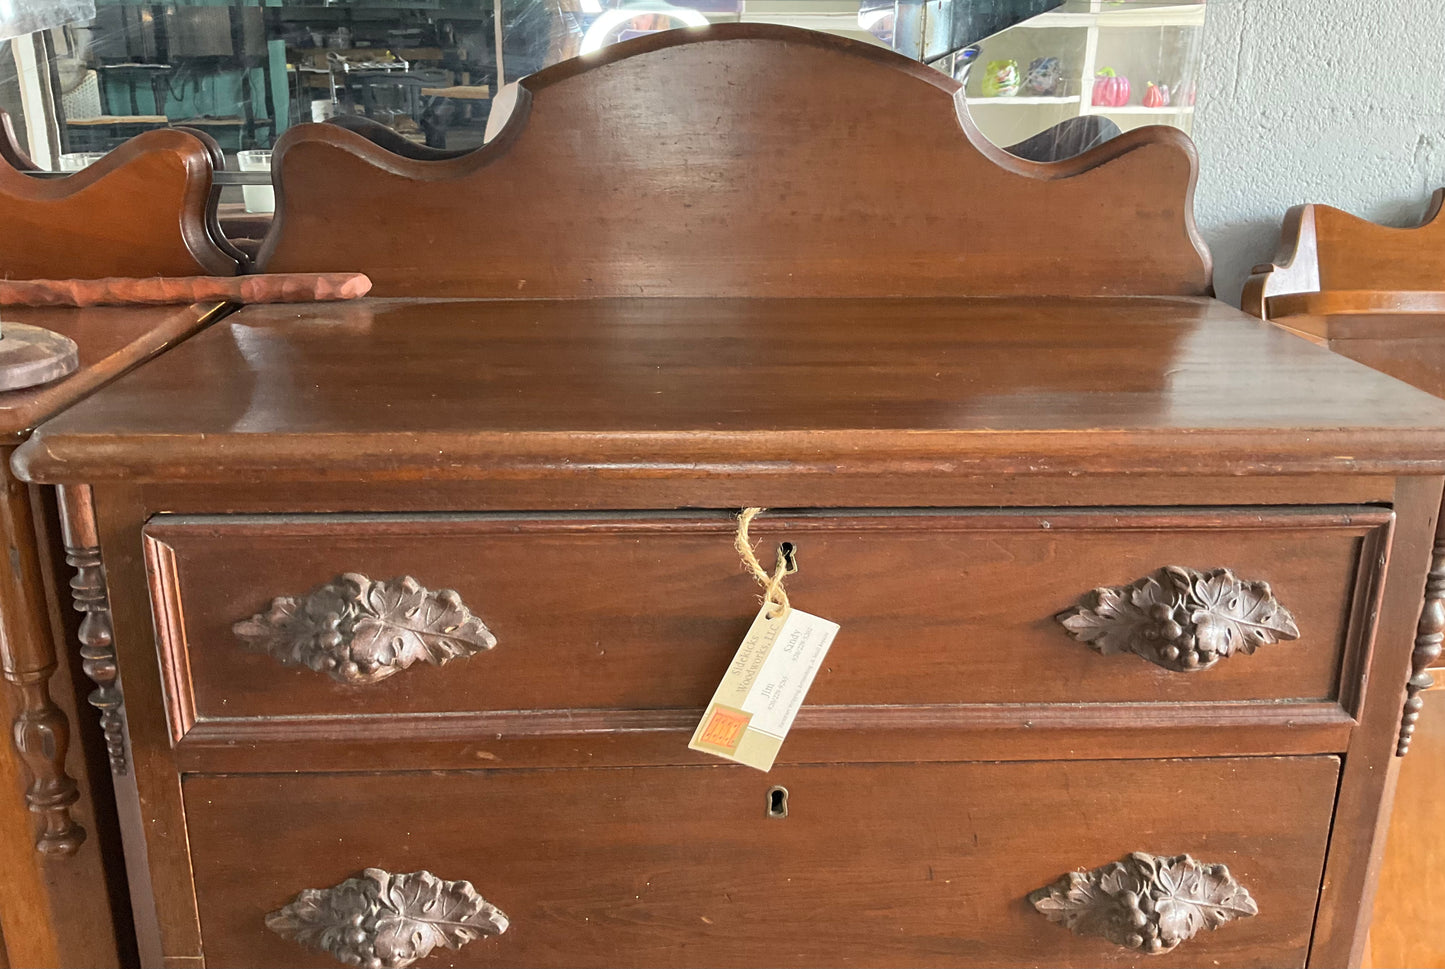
[767,785,789,819]
[777,542,798,574]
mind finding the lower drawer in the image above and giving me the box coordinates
[183,756,1337,968]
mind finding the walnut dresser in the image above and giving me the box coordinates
[15,26,1445,969]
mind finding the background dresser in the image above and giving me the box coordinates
[0,117,239,968]
[1247,192,1445,968]
[16,26,1445,968]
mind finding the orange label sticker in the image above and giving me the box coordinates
[698,706,750,753]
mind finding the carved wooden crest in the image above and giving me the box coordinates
[1057,566,1298,672]
[259,25,1209,298]
[233,573,496,684]
[266,867,509,968]
[1029,851,1257,954]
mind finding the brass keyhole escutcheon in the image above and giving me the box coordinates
[767,785,789,819]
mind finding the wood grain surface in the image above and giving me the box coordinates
[1251,202,1445,967]
[0,307,227,969]
[257,25,1210,298]
[16,296,1445,487]
[0,303,227,444]
[0,301,221,968]
[1248,191,1445,312]
[1373,688,1445,967]
[0,127,240,280]
[183,757,1337,969]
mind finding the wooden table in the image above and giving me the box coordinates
[64,116,169,152]
[419,84,491,100]
[0,302,228,969]
[16,294,1445,968]
[65,115,168,126]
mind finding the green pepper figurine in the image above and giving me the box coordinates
[981,59,1021,97]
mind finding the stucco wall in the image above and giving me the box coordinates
[1192,0,1445,303]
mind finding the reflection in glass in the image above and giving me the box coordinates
[961,0,1203,158]
[0,1,1204,179]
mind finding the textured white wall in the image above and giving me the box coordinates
[1192,0,1445,303]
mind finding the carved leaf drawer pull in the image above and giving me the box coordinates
[266,867,509,968]
[1029,851,1257,955]
[1056,566,1299,672]
[233,573,497,685]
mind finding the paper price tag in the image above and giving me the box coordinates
[689,604,839,772]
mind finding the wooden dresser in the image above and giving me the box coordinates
[15,26,1445,969]
[0,117,239,968]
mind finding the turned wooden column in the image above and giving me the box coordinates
[56,484,124,775]
[1399,511,1445,755]
[0,449,82,855]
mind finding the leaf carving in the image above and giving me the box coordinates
[1029,852,1257,955]
[1056,566,1298,672]
[233,574,497,685]
[266,868,509,969]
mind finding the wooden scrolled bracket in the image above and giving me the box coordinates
[1030,851,1258,954]
[266,867,509,968]
[1399,524,1445,755]
[57,484,126,775]
[233,574,496,685]
[1056,566,1299,673]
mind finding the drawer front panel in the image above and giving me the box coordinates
[183,756,1338,968]
[144,509,1387,732]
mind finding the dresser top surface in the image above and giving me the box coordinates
[16,295,1445,482]
[0,302,223,444]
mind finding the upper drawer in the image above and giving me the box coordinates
[143,508,1389,738]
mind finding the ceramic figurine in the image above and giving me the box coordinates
[1023,57,1063,96]
[1142,82,1171,108]
[981,59,1021,97]
[1090,67,1131,107]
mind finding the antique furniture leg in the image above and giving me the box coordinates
[0,448,83,854]
[57,483,125,775]
[1399,509,1445,754]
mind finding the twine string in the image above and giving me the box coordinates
[734,507,790,618]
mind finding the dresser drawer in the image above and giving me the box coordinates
[182,755,1335,968]
[144,509,1388,737]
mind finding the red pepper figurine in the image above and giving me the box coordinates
[1091,68,1131,107]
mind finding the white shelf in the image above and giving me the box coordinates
[1022,3,1206,29]
[965,95,1082,105]
[1084,104,1195,114]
